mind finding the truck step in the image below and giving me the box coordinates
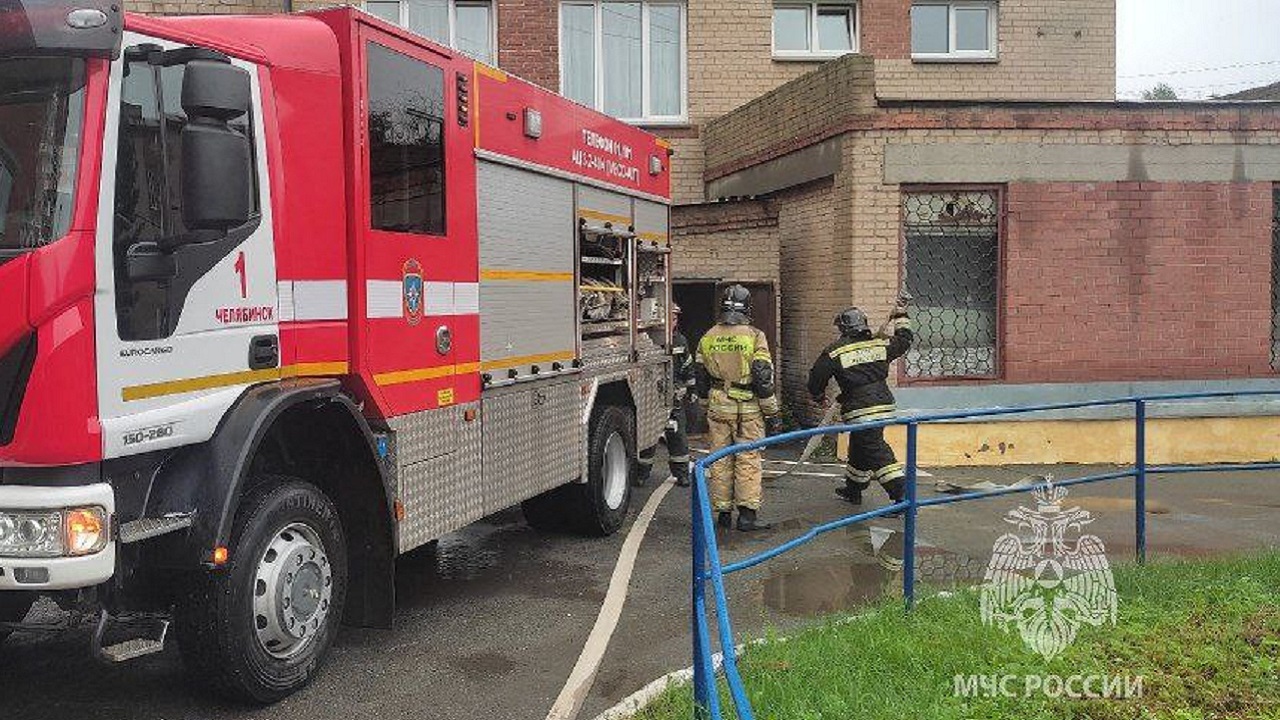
[99,634,168,663]
[118,514,193,544]
[92,612,170,664]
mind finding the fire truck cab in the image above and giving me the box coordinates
[0,0,672,702]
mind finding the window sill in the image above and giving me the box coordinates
[624,118,691,128]
[911,54,999,64]
[772,51,858,62]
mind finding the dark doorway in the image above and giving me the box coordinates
[673,280,778,437]
[673,281,717,352]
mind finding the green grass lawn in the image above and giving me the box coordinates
[635,553,1280,720]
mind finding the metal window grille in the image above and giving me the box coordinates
[902,190,1000,378]
[1272,186,1280,371]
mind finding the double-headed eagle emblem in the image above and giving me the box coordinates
[980,482,1117,660]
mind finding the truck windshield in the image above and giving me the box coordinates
[0,57,86,253]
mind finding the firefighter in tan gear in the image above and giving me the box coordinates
[693,285,782,532]
[807,300,913,507]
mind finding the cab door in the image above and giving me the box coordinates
[353,29,479,422]
[94,35,278,459]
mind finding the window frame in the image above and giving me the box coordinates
[364,40,449,238]
[910,0,998,63]
[557,0,689,126]
[897,184,1005,384]
[771,1,860,61]
[364,0,498,65]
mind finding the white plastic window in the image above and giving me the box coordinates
[911,1,997,60]
[773,2,858,58]
[559,1,688,124]
[364,0,496,64]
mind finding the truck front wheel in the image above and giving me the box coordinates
[176,478,348,704]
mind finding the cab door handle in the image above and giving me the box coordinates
[249,335,279,370]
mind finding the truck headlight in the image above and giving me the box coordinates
[0,506,108,557]
[0,510,63,557]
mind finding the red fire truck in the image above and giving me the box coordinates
[0,1,673,701]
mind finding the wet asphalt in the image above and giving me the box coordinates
[1,444,1278,720]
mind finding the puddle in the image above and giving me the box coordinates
[761,558,892,616]
[448,651,518,679]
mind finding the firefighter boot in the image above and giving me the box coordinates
[718,511,733,530]
[882,478,906,517]
[836,480,871,505]
[736,507,772,532]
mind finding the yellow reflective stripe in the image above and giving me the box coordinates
[481,269,574,282]
[874,463,906,480]
[842,404,897,421]
[829,339,889,359]
[578,209,631,225]
[122,362,350,402]
[479,350,576,372]
[476,62,508,82]
[374,365,457,386]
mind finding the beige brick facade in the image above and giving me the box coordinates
[698,56,1280,417]
[872,0,1115,101]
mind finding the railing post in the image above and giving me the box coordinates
[691,468,712,717]
[1134,399,1147,565]
[903,421,918,611]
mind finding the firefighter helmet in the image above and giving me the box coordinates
[720,285,752,315]
[671,301,682,316]
[835,307,870,335]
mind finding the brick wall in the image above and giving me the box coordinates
[873,0,1115,101]
[1002,181,1275,382]
[670,200,780,282]
[663,0,828,204]
[496,0,559,90]
[747,113,1280,415]
[775,180,841,417]
[702,55,876,181]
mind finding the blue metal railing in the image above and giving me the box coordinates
[689,390,1280,720]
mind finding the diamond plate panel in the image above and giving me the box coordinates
[482,379,584,511]
[387,405,459,465]
[394,402,485,552]
[582,336,630,370]
[630,360,670,451]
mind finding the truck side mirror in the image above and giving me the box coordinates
[179,59,254,235]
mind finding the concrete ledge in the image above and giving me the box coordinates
[872,416,1280,467]
[894,378,1280,421]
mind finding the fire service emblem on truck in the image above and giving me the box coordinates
[402,258,424,325]
[979,482,1117,660]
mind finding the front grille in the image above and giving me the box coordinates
[0,333,37,446]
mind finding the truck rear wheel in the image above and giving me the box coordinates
[0,592,34,645]
[531,405,636,537]
[176,478,348,704]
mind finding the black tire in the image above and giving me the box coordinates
[521,486,570,532]
[521,405,636,536]
[0,592,34,646]
[175,478,348,704]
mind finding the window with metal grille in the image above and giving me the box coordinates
[902,189,1000,378]
[1271,185,1280,371]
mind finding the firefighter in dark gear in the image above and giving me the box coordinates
[636,303,693,488]
[693,285,781,532]
[807,301,913,507]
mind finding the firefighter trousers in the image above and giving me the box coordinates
[637,399,691,482]
[707,409,765,511]
[843,425,905,489]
